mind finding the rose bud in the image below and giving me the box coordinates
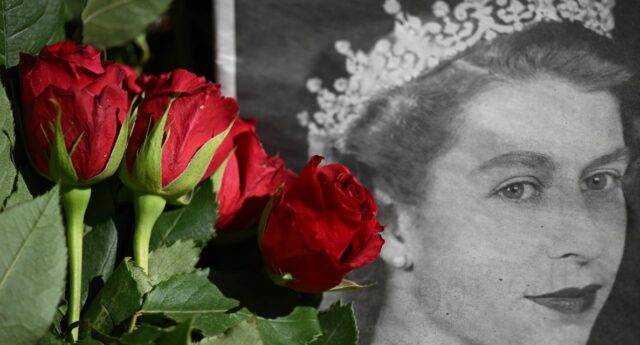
[119,69,238,273]
[19,41,138,185]
[19,41,140,342]
[210,118,295,234]
[260,155,384,293]
[119,69,238,201]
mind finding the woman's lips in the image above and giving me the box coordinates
[524,284,601,314]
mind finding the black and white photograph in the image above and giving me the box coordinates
[216,0,640,344]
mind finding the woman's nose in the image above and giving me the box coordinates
[543,203,604,265]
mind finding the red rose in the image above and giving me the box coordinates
[261,156,384,292]
[105,61,143,97]
[20,41,103,105]
[121,69,238,200]
[212,118,295,233]
[19,41,139,184]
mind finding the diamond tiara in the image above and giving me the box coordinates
[297,0,616,142]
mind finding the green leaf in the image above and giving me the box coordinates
[196,307,322,345]
[148,240,200,286]
[0,80,16,209]
[252,307,321,345]
[149,180,217,251]
[37,332,67,345]
[83,258,152,334]
[81,219,118,307]
[0,79,30,209]
[191,311,250,338]
[75,338,102,345]
[5,172,34,208]
[64,0,87,21]
[120,324,165,345]
[204,308,321,345]
[156,319,194,345]
[311,301,358,345]
[141,270,240,337]
[0,186,67,345]
[198,318,263,345]
[0,0,65,67]
[81,0,174,49]
[51,302,67,336]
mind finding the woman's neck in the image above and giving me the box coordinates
[371,267,468,345]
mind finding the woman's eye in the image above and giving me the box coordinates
[580,172,620,192]
[496,181,539,201]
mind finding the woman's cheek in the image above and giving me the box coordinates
[584,187,627,235]
[584,186,626,210]
[590,189,627,264]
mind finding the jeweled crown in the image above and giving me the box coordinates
[298,0,615,145]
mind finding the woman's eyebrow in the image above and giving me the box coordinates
[471,151,555,174]
[581,147,629,174]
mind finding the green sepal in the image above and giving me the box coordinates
[48,99,80,185]
[210,148,235,194]
[256,183,285,252]
[85,96,139,184]
[328,279,376,292]
[162,116,237,201]
[120,96,176,195]
[267,271,295,288]
[170,189,194,206]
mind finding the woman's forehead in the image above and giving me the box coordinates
[452,78,625,168]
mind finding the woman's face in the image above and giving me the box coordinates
[408,78,627,344]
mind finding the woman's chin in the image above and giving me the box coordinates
[498,301,600,345]
[467,316,595,345]
[527,324,593,345]
[424,296,602,345]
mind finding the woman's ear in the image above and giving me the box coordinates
[374,188,413,271]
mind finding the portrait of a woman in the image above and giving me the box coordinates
[216,0,640,343]
[298,1,640,344]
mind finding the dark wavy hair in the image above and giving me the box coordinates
[339,22,640,204]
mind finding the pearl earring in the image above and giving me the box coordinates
[391,254,413,271]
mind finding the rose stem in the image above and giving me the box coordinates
[132,193,166,273]
[60,185,91,343]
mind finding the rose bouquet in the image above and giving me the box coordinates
[0,3,383,345]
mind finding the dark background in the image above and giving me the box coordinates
[145,0,640,344]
